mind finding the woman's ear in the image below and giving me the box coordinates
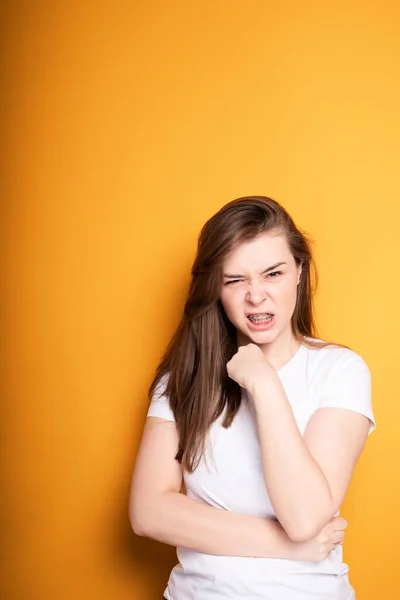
[297,262,303,285]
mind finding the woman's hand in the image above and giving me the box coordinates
[291,516,348,562]
[226,343,276,392]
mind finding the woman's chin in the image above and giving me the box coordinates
[237,327,276,346]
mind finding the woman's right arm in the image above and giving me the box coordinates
[129,417,346,561]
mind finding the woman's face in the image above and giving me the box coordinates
[219,232,302,347]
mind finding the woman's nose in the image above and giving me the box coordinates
[246,281,267,304]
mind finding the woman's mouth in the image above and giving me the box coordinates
[246,313,275,330]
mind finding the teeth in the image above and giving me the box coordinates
[248,313,273,322]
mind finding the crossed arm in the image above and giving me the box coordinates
[250,376,370,541]
[130,416,295,559]
[129,406,360,560]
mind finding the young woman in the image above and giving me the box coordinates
[130,196,375,600]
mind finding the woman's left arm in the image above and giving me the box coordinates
[227,344,371,543]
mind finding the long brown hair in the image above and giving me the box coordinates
[149,196,342,472]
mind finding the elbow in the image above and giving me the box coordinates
[284,517,324,543]
[129,511,146,537]
[129,502,153,538]
[283,500,340,542]
[286,524,316,543]
[285,516,338,543]
[130,516,148,538]
[129,489,176,538]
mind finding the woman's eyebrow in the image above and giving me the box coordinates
[223,262,287,278]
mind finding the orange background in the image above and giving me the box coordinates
[1,1,399,599]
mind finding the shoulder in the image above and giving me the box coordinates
[152,372,170,398]
[302,338,375,433]
[147,372,175,422]
[302,337,371,388]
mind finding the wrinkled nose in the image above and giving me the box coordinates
[246,282,268,305]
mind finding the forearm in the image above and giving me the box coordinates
[252,378,336,541]
[132,490,299,559]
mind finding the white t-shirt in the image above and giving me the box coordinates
[147,338,376,600]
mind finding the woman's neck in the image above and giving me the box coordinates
[237,330,302,372]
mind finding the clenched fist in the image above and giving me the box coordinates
[226,343,277,392]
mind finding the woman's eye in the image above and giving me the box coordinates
[225,272,283,285]
[225,279,242,285]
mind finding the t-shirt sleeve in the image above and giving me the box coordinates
[318,352,376,435]
[146,373,175,422]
